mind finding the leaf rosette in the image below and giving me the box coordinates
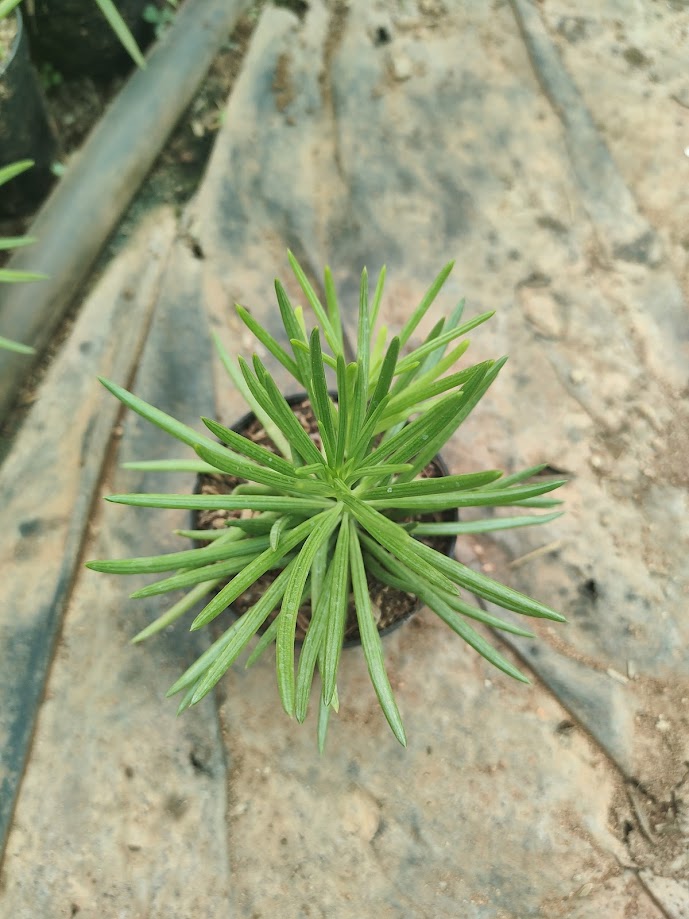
[88,254,565,749]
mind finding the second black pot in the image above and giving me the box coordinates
[0,9,58,218]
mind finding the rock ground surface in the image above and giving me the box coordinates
[1,1,687,917]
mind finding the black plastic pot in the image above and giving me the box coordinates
[193,392,459,647]
[0,9,58,218]
[26,0,153,79]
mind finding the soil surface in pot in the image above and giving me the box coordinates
[195,397,456,644]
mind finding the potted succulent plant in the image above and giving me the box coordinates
[88,255,565,749]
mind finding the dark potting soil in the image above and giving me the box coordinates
[195,398,456,644]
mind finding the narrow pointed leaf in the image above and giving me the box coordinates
[99,377,217,451]
[106,492,330,512]
[132,579,222,643]
[236,304,300,379]
[287,250,338,348]
[87,531,268,575]
[412,511,563,536]
[412,540,566,622]
[321,517,350,705]
[398,260,454,346]
[212,332,291,458]
[350,523,406,746]
[309,328,336,460]
[276,505,343,715]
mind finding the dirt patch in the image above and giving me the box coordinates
[609,673,689,882]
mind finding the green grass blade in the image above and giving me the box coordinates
[398,261,454,347]
[167,620,245,696]
[321,516,350,705]
[348,270,370,439]
[397,360,506,478]
[241,358,325,467]
[287,250,338,350]
[236,304,301,379]
[0,160,34,185]
[317,693,332,754]
[366,552,535,640]
[513,497,564,508]
[346,463,412,484]
[174,528,233,540]
[390,318,445,396]
[369,265,387,329]
[309,328,336,461]
[412,540,566,622]
[0,269,48,283]
[195,441,330,496]
[201,417,297,476]
[129,555,266,599]
[390,340,471,408]
[364,391,464,469]
[483,464,548,489]
[87,532,269,575]
[345,394,393,469]
[412,512,563,536]
[131,579,222,643]
[323,265,344,352]
[349,523,406,746]
[343,494,457,596]
[0,335,35,354]
[396,311,494,375]
[291,338,337,370]
[106,493,331,512]
[426,588,530,682]
[98,377,217,451]
[270,515,292,551]
[366,336,400,420]
[121,458,218,473]
[274,279,312,383]
[295,562,335,722]
[367,479,565,512]
[438,592,536,639]
[93,0,146,68]
[417,299,466,376]
[334,354,349,467]
[385,360,488,418]
[0,235,36,251]
[212,332,291,458]
[362,470,503,499]
[276,505,343,716]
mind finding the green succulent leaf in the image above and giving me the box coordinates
[276,504,343,716]
[350,522,406,746]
